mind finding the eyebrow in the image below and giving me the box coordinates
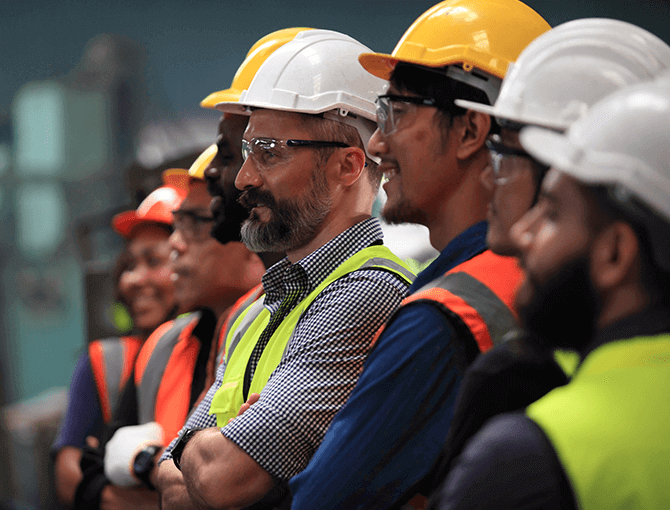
[538,189,560,206]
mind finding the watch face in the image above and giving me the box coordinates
[133,450,153,475]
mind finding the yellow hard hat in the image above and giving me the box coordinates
[188,144,217,180]
[359,0,550,81]
[200,27,313,108]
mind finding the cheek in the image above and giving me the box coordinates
[495,185,534,226]
[151,266,176,296]
[117,273,133,299]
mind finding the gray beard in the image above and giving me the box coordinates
[240,173,332,253]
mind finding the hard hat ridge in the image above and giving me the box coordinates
[358,0,551,105]
[217,29,387,163]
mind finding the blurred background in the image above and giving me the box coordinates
[0,0,668,507]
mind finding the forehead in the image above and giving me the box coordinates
[127,225,170,250]
[180,180,211,210]
[245,109,308,139]
[542,170,590,218]
[217,114,248,144]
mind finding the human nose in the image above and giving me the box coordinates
[124,263,148,289]
[367,127,388,159]
[235,158,263,190]
[480,159,495,192]
[169,228,187,255]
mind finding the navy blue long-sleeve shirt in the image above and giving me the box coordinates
[289,222,488,510]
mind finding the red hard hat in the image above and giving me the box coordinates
[112,168,189,238]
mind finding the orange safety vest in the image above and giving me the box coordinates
[384,249,522,510]
[373,250,521,352]
[88,336,143,424]
[133,312,207,447]
[215,284,265,365]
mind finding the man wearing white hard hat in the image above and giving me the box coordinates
[423,18,670,484]
[290,1,550,509]
[434,80,670,510]
[156,30,414,510]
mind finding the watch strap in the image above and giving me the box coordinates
[133,444,161,490]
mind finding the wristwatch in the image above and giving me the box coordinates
[171,427,204,472]
[133,444,161,490]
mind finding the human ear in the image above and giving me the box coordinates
[456,110,491,161]
[332,147,366,186]
[591,221,640,291]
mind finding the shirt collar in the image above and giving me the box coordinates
[261,217,384,306]
[409,221,488,293]
[583,306,670,358]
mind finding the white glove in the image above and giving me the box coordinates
[104,421,164,486]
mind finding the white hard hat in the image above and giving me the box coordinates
[520,80,670,226]
[457,19,670,131]
[216,29,386,162]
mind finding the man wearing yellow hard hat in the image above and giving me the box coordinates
[100,148,265,503]
[289,2,550,509]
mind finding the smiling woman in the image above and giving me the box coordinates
[51,170,187,507]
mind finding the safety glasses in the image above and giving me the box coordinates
[241,138,349,171]
[486,136,549,185]
[172,209,215,243]
[375,94,437,135]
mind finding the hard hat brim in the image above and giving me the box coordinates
[188,144,218,180]
[520,127,582,178]
[455,98,573,132]
[358,52,400,81]
[201,88,243,109]
[112,211,166,239]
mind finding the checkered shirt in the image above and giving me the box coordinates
[161,217,411,479]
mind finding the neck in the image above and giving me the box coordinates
[286,212,370,263]
[597,282,651,331]
[427,158,489,252]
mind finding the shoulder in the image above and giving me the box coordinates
[135,314,199,381]
[435,413,572,510]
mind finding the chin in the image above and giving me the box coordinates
[381,200,426,225]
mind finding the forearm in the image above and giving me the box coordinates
[155,459,197,510]
[54,447,83,507]
[180,428,274,510]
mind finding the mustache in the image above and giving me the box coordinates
[238,188,276,211]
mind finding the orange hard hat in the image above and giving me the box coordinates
[112,168,189,238]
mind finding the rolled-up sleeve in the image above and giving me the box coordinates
[221,268,409,479]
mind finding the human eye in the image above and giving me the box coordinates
[391,102,409,117]
[256,141,284,166]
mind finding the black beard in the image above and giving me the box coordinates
[205,173,248,245]
[381,198,428,226]
[517,257,601,353]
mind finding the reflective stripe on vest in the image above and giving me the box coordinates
[527,334,670,509]
[134,312,202,446]
[88,336,142,423]
[216,284,265,365]
[399,250,520,352]
[210,245,415,426]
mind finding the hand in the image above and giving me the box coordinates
[228,393,260,423]
[104,422,164,487]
